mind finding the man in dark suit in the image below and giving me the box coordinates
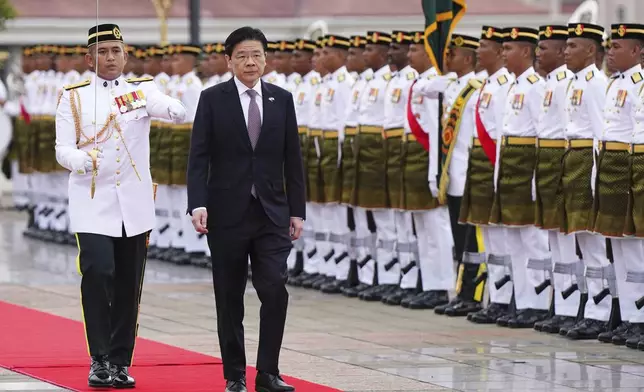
[187,26,305,392]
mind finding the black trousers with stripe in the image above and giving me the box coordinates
[75,225,148,366]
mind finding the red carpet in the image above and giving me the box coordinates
[0,301,339,391]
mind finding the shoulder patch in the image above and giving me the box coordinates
[632,72,643,84]
[295,76,303,85]
[468,79,483,89]
[585,71,594,81]
[365,74,373,81]
[126,76,154,84]
[63,79,90,91]
[406,72,416,80]
[527,74,540,84]
[556,71,567,81]
[337,73,346,83]
[310,77,319,85]
[497,75,508,85]
[383,72,392,81]
[159,79,168,85]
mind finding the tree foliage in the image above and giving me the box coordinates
[0,0,16,31]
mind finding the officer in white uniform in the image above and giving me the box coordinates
[55,24,186,388]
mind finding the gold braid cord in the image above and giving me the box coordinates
[69,89,142,183]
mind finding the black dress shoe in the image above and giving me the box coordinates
[539,315,576,334]
[626,332,644,349]
[226,377,248,392]
[469,302,509,324]
[110,365,135,389]
[400,291,427,308]
[508,309,549,329]
[407,291,449,310]
[566,318,607,340]
[444,300,482,317]
[435,298,460,315]
[359,284,397,302]
[610,322,643,345]
[301,274,326,289]
[312,276,334,290]
[88,356,112,388]
[341,283,370,297]
[382,288,417,305]
[255,372,294,392]
[289,272,314,287]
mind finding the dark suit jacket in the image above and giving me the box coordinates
[186,78,306,228]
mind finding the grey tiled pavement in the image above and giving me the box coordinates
[1,210,644,391]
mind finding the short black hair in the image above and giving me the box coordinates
[224,26,268,57]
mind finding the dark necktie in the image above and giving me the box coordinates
[246,89,261,196]
[246,89,261,149]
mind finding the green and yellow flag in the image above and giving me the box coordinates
[422,0,467,75]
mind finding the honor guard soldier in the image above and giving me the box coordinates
[286,38,319,281]
[625,26,644,350]
[529,25,578,335]
[313,34,355,292]
[262,41,286,87]
[170,44,206,265]
[353,31,393,301]
[275,40,301,93]
[339,35,375,297]
[529,24,578,334]
[594,23,644,348]
[490,27,550,328]
[55,24,186,387]
[397,31,454,309]
[415,34,485,317]
[295,38,331,289]
[465,26,515,324]
[379,31,420,305]
[202,43,232,89]
[547,23,610,339]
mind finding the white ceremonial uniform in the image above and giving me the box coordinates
[148,71,174,252]
[627,70,644,324]
[203,71,232,90]
[355,64,392,287]
[174,71,205,254]
[306,73,329,276]
[344,68,374,285]
[561,64,610,321]
[533,65,580,318]
[40,69,59,233]
[603,64,644,324]
[55,74,185,237]
[283,73,302,94]
[496,67,550,311]
[383,64,417,287]
[288,70,320,273]
[262,70,286,88]
[473,67,514,306]
[320,66,354,282]
[404,67,455,292]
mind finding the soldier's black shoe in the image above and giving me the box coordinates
[598,322,628,344]
[469,303,509,324]
[382,288,416,305]
[110,365,135,389]
[626,331,644,349]
[507,309,549,329]
[88,356,111,388]
[147,246,161,259]
[360,284,398,302]
[539,315,576,334]
[341,283,370,298]
[445,300,482,317]
[566,318,607,340]
[288,272,314,287]
[312,276,334,290]
[321,279,351,294]
[496,312,514,327]
[301,274,325,289]
[610,322,644,345]
[435,298,460,315]
[407,291,449,309]
[170,251,191,265]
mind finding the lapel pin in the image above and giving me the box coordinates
[269,97,275,102]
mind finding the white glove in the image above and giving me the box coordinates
[429,181,439,198]
[531,173,536,202]
[168,101,187,123]
[70,150,103,175]
[590,160,597,196]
